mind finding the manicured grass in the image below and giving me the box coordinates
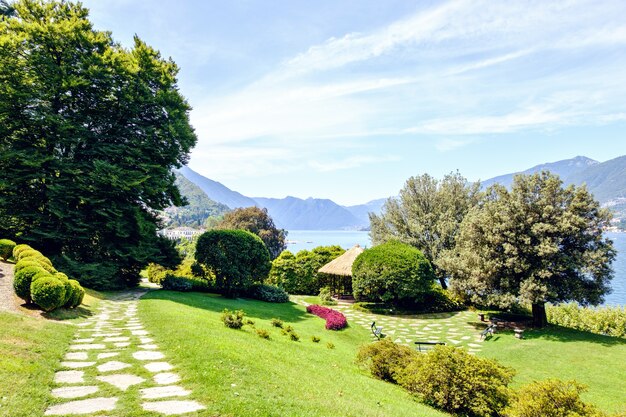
[0,312,75,417]
[479,326,626,414]
[139,291,449,417]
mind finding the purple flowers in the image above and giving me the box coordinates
[306,304,348,330]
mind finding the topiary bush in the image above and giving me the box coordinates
[306,304,348,330]
[221,308,245,329]
[14,259,44,275]
[13,265,47,303]
[247,283,289,303]
[19,255,56,273]
[161,274,193,291]
[395,345,514,417]
[356,339,420,383]
[352,240,436,305]
[505,379,603,417]
[54,272,73,306]
[12,244,32,259]
[16,248,43,261]
[30,276,66,312]
[66,279,85,308]
[0,239,16,260]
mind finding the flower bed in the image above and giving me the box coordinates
[306,304,348,330]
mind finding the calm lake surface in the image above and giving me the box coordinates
[286,230,626,306]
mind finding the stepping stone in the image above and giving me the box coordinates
[97,374,146,391]
[60,361,96,369]
[468,343,482,348]
[134,351,165,361]
[92,333,121,337]
[140,385,191,399]
[74,338,95,343]
[97,352,119,360]
[139,344,158,350]
[75,322,92,327]
[98,361,131,372]
[114,342,131,348]
[142,400,206,415]
[103,336,129,342]
[125,326,143,330]
[69,344,106,350]
[54,371,84,384]
[154,372,181,385]
[461,336,471,340]
[145,362,174,372]
[140,337,154,344]
[51,386,99,399]
[44,397,117,415]
[132,330,149,336]
[65,352,88,360]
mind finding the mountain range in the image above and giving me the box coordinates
[170,155,626,230]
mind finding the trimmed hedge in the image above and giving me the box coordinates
[14,259,44,275]
[247,284,289,303]
[13,266,47,303]
[161,274,211,292]
[16,248,43,261]
[12,244,31,258]
[65,279,85,308]
[306,304,348,330]
[0,239,16,260]
[30,276,66,312]
[547,303,626,338]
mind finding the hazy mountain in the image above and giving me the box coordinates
[178,166,256,209]
[163,173,230,227]
[344,198,387,226]
[481,156,599,189]
[253,196,364,230]
[566,155,626,203]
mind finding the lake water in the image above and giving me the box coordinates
[286,230,626,306]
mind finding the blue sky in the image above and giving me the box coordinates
[82,0,626,205]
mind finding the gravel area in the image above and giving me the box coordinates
[0,261,19,313]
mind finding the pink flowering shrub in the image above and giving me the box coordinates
[306,304,348,330]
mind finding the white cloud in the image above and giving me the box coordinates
[308,155,399,172]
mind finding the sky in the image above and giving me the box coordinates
[82,0,626,205]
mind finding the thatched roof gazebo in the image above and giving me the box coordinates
[318,244,364,297]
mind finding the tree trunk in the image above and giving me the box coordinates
[438,277,448,290]
[532,302,548,328]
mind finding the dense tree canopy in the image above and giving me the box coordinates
[195,229,271,297]
[370,172,479,289]
[217,206,286,259]
[442,172,615,326]
[0,0,196,288]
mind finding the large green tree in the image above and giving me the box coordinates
[369,172,480,289]
[442,172,615,327]
[216,206,286,260]
[0,0,196,288]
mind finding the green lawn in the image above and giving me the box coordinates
[139,291,449,417]
[479,326,626,414]
[0,312,75,417]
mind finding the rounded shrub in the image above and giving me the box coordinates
[15,259,44,275]
[31,276,66,311]
[17,248,43,261]
[13,265,47,303]
[356,339,420,383]
[0,239,16,260]
[32,271,53,284]
[12,244,32,259]
[54,273,73,306]
[395,345,514,417]
[352,240,436,305]
[19,255,56,273]
[506,379,601,417]
[65,279,85,308]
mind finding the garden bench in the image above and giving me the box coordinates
[414,341,445,352]
[371,321,383,340]
[480,323,497,340]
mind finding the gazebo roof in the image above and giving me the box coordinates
[318,245,364,277]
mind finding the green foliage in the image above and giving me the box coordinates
[256,328,270,339]
[271,318,284,328]
[352,241,436,305]
[370,172,480,288]
[30,276,66,312]
[442,172,615,327]
[247,283,289,303]
[195,229,271,297]
[0,238,15,260]
[146,263,168,284]
[506,379,603,417]
[546,303,626,338]
[216,206,286,259]
[356,339,420,383]
[318,286,336,305]
[16,249,43,261]
[311,335,321,343]
[12,244,31,258]
[395,345,515,417]
[14,259,43,275]
[326,342,335,349]
[0,0,197,289]
[281,325,295,335]
[19,255,56,273]
[54,272,73,306]
[13,265,46,303]
[289,332,300,341]
[66,279,84,308]
[353,286,464,315]
[268,246,346,295]
[221,309,245,329]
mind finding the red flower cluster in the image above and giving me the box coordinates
[306,304,348,330]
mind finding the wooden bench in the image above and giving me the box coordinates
[371,321,383,340]
[414,341,445,352]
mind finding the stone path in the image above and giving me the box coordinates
[46,291,205,416]
[0,261,19,313]
[293,297,485,354]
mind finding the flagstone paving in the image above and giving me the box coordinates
[46,291,205,416]
[293,296,485,353]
